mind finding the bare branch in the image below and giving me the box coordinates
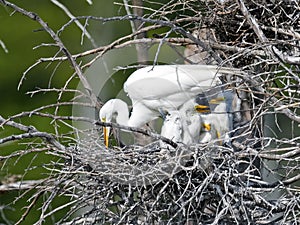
[0,38,8,53]
[50,0,97,47]
[0,115,65,151]
[272,46,300,65]
[0,180,46,192]
[0,0,100,109]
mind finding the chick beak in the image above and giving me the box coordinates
[203,123,211,132]
[209,97,225,104]
[216,130,221,138]
[216,130,222,145]
[194,105,210,113]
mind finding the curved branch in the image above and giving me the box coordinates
[0,115,65,151]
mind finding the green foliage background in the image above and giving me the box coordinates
[0,1,129,224]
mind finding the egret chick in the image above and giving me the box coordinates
[197,90,234,145]
[160,99,202,147]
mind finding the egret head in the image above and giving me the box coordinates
[194,93,211,114]
[99,99,129,147]
[160,112,183,145]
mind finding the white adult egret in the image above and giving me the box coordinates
[99,65,239,147]
[99,99,129,146]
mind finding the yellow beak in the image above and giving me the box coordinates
[203,123,211,131]
[104,127,110,147]
[194,104,210,113]
[209,97,225,104]
[101,118,110,148]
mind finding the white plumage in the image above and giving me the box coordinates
[99,65,238,147]
[160,99,202,146]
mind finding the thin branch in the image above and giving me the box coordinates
[15,191,44,225]
[50,0,97,47]
[95,120,178,149]
[0,115,65,151]
[0,38,8,53]
[0,179,46,191]
[0,0,100,109]
[122,0,136,33]
[272,46,300,65]
[39,38,266,63]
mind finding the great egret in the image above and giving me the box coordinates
[99,65,239,147]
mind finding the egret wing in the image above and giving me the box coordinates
[124,65,224,106]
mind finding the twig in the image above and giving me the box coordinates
[0,38,8,53]
[0,0,100,109]
[38,37,266,63]
[272,46,300,65]
[95,120,178,149]
[0,179,46,191]
[51,0,97,47]
[0,115,65,151]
